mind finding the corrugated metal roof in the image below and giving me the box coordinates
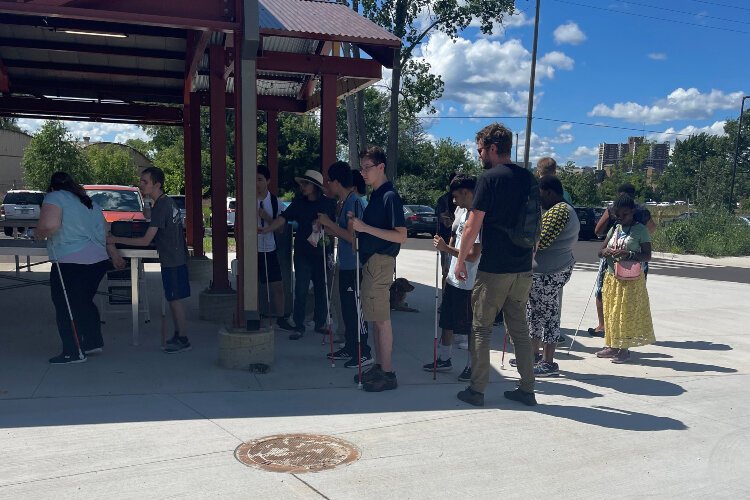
[259,0,400,47]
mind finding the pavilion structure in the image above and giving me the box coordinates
[0,0,399,330]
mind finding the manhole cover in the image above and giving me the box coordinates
[234,434,360,473]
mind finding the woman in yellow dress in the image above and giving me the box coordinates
[595,194,655,363]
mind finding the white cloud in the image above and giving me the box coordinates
[553,22,587,45]
[571,145,599,164]
[420,32,574,116]
[17,119,149,144]
[647,52,667,60]
[647,120,727,143]
[557,123,573,132]
[589,88,745,124]
[473,9,534,39]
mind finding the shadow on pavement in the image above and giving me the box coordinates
[576,375,686,397]
[654,340,733,351]
[535,380,604,399]
[635,359,737,373]
[535,404,688,431]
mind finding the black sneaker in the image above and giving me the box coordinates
[422,358,452,372]
[534,361,560,377]
[363,371,397,392]
[504,388,537,406]
[354,364,382,384]
[49,353,87,364]
[510,353,542,367]
[327,347,352,361]
[288,325,305,340]
[344,353,374,369]
[83,346,103,355]
[458,366,472,382]
[164,336,191,354]
[276,318,295,331]
[587,327,605,338]
[457,386,484,407]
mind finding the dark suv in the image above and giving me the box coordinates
[574,206,597,240]
[1,190,45,237]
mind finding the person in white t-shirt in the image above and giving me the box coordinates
[256,165,293,331]
[424,174,480,382]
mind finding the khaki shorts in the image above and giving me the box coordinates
[361,253,395,322]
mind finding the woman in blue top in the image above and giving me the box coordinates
[36,172,125,364]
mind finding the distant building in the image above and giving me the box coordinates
[0,129,33,194]
[597,136,670,172]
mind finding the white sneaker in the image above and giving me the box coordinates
[455,334,469,350]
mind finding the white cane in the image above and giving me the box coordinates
[354,231,364,389]
[50,246,85,360]
[263,248,271,320]
[565,272,599,355]
[433,248,440,380]
[321,228,334,367]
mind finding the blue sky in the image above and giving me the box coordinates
[410,0,749,166]
[17,0,750,168]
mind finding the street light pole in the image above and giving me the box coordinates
[729,95,749,209]
[522,0,541,170]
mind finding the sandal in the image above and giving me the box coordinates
[587,327,605,338]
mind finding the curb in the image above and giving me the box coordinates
[653,251,750,268]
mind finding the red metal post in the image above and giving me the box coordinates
[183,93,195,250]
[267,110,279,195]
[320,73,338,183]
[209,43,229,290]
[189,92,204,256]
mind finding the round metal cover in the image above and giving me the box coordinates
[234,434,360,473]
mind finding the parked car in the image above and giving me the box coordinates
[168,195,186,224]
[227,197,236,234]
[674,200,687,206]
[83,185,146,223]
[662,211,700,227]
[404,205,437,237]
[1,189,45,236]
[574,206,598,240]
[657,201,671,207]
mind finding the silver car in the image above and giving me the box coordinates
[1,190,45,237]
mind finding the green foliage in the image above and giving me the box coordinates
[0,117,23,133]
[276,113,323,196]
[125,138,154,160]
[84,144,138,186]
[152,137,186,194]
[22,121,91,189]
[652,209,750,257]
[395,174,442,206]
[558,167,600,206]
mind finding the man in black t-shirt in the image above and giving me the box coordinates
[454,123,537,408]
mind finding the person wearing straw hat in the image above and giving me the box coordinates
[262,169,335,339]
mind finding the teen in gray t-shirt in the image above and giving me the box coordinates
[150,194,189,268]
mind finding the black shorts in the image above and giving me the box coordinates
[439,284,473,336]
[258,250,282,284]
[161,264,191,302]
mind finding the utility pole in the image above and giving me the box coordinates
[515,133,519,163]
[522,0,541,170]
[729,95,749,209]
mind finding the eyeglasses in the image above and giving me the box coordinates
[360,162,381,172]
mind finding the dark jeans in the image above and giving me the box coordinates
[50,259,110,355]
[338,269,370,356]
[293,252,327,329]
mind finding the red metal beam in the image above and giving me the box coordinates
[0,58,9,93]
[186,30,211,84]
[196,92,307,113]
[188,92,204,256]
[0,37,184,60]
[10,78,182,103]
[0,0,239,32]
[267,111,279,195]
[209,44,230,290]
[0,96,182,124]
[320,73,337,186]
[4,59,184,80]
[257,51,382,79]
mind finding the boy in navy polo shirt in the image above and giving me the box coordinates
[349,146,407,392]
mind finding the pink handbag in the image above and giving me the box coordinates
[614,260,642,280]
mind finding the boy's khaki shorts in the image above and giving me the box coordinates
[361,253,395,322]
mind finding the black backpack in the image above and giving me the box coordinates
[503,166,541,248]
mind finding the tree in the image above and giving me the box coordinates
[22,121,91,189]
[361,0,516,179]
[659,133,723,204]
[84,144,139,186]
[125,138,154,160]
[0,117,23,133]
[558,164,600,206]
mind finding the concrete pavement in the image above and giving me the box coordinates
[1,248,748,498]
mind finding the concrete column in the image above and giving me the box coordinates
[189,92,204,256]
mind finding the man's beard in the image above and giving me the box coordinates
[482,157,493,169]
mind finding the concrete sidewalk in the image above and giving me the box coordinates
[1,249,748,498]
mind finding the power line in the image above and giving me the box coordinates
[613,0,750,26]
[550,0,750,35]
[686,0,750,12]
[414,114,699,138]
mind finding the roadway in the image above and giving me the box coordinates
[402,234,750,284]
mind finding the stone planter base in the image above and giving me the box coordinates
[188,256,213,286]
[218,326,274,369]
[199,288,236,324]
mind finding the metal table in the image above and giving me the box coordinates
[0,240,158,345]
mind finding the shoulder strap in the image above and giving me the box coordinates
[271,194,279,219]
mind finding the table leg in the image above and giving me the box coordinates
[131,257,140,346]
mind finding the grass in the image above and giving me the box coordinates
[202,236,236,253]
[652,209,750,257]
